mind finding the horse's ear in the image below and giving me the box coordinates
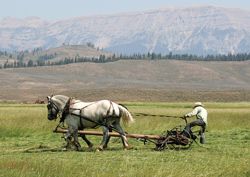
[47,94,54,100]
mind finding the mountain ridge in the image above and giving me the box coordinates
[1,6,250,55]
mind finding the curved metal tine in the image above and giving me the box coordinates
[159,142,166,151]
[170,144,177,150]
[137,138,148,145]
[163,143,168,150]
[187,140,193,149]
[192,129,201,137]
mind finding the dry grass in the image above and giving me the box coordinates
[0,60,250,102]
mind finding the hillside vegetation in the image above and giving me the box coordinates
[0,60,250,102]
[1,44,250,69]
[0,44,112,67]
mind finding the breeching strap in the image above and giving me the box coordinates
[69,112,124,135]
[135,112,183,119]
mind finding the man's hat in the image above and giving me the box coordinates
[194,102,204,107]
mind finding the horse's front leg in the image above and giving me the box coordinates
[98,126,110,151]
[72,128,82,151]
[64,126,81,151]
[63,125,79,150]
[64,130,73,150]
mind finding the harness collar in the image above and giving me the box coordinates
[60,98,71,122]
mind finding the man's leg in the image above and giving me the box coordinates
[183,119,205,139]
[200,124,206,144]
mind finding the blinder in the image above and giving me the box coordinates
[47,99,60,120]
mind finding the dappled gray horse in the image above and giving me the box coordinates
[47,95,134,151]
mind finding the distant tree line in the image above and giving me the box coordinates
[0,49,250,69]
[0,54,117,69]
[119,52,250,61]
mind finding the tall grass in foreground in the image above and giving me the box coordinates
[0,103,249,177]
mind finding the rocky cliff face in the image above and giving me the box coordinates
[1,6,250,55]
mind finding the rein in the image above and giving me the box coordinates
[135,112,184,119]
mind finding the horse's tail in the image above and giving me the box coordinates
[118,104,135,125]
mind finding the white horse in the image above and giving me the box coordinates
[47,95,134,151]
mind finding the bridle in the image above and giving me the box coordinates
[47,98,71,122]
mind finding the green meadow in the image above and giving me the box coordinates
[0,102,249,177]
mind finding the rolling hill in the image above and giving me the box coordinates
[0,45,112,66]
[0,60,249,102]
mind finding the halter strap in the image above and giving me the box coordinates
[51,97,71,132]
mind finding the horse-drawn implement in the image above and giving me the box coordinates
[48,95,198,151]
[53,117,197,151]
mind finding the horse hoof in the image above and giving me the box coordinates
[96,148,103,152]
[124,146,133,150]
[96,147,103,151]
[62,147,67,151]
[76,148,83,151]
[88,144,94,149]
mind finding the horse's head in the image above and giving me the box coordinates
[46,95,70,121]
[46,95,59,120]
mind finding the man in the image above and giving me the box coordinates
[182,102,208,144]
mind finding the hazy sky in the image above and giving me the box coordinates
[0,0,249,20]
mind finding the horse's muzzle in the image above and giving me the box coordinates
[48,114,56,120]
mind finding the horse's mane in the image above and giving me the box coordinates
[53,95,69,103]
[52,95,70,109]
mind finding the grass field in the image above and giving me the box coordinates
[0,102,250,177]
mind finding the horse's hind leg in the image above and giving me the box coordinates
[98,126,110,151]
[103,128,112,149]
[112,122,130,149]
[80,134,93,149]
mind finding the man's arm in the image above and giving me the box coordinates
[185,107,198,118]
